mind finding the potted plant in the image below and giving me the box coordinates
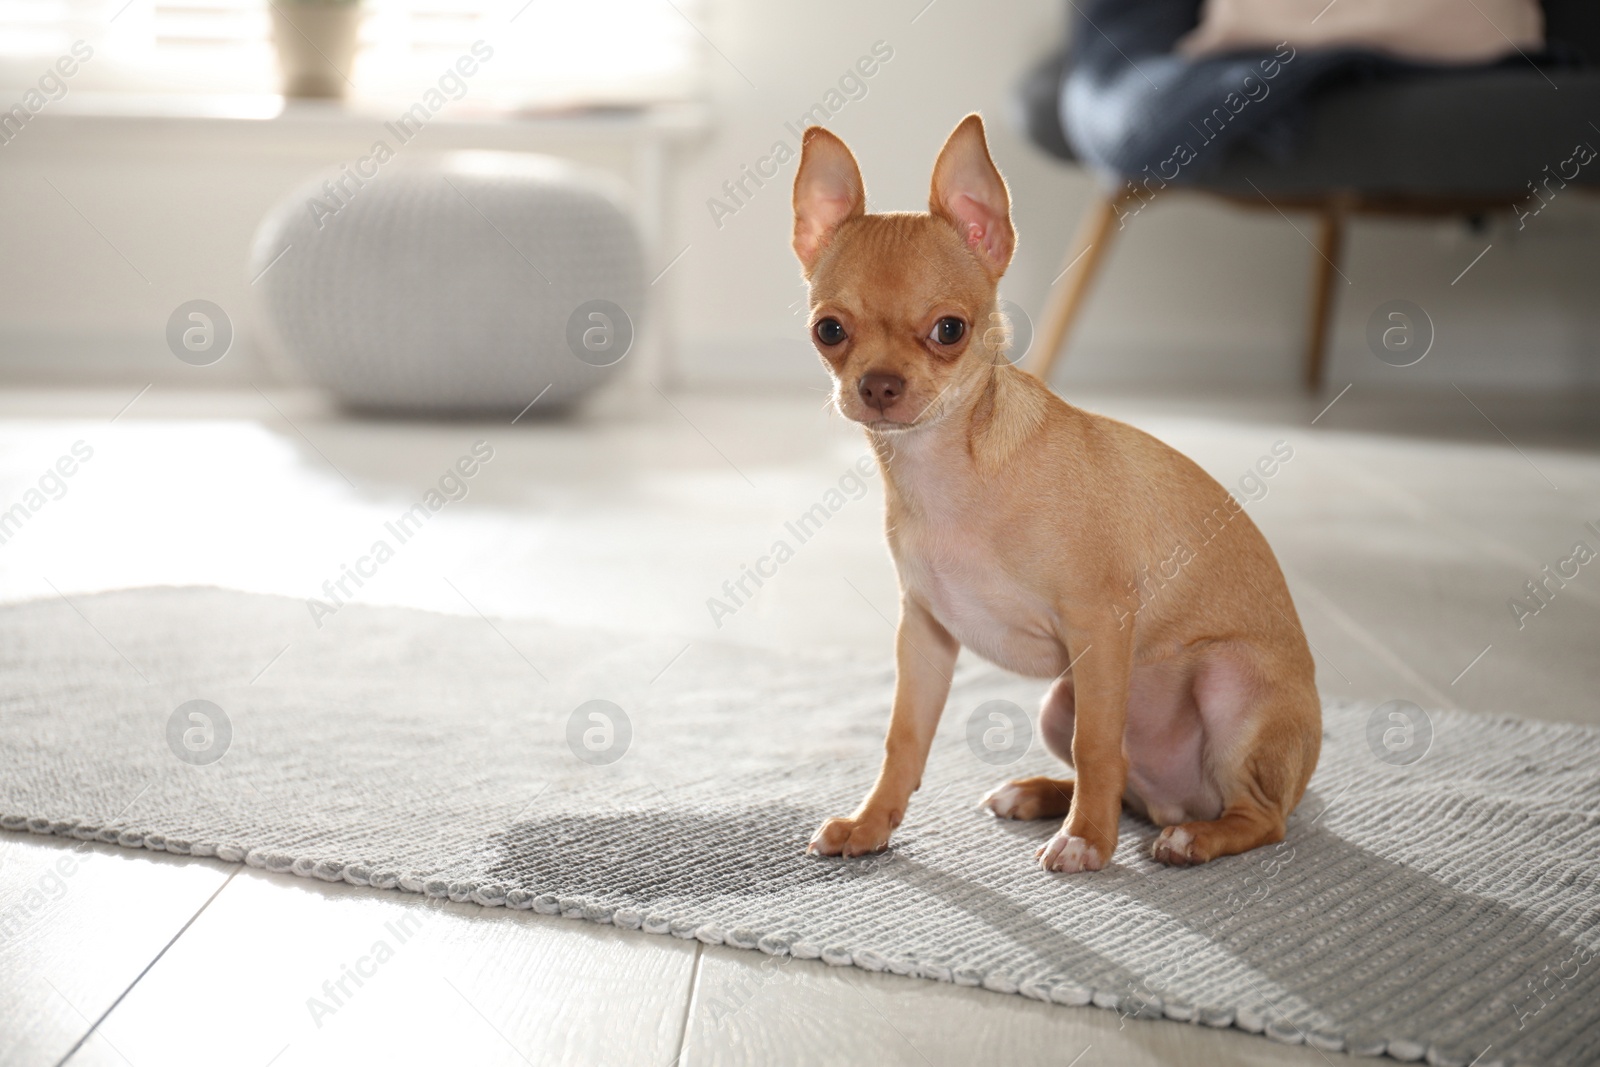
[271,0,363,99]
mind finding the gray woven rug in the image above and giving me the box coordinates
[3,587,1597,1066]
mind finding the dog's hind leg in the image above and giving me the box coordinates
[1152,658,1319,867]
[980,776,1074,820]
[1151,803,1284,866]
[978,673,1077,819]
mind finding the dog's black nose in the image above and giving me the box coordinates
[857,372,905,411]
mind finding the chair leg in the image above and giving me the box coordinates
[1024,190,1131,385]
[1303,209,1345,392]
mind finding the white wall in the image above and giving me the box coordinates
[2,0,1598,393]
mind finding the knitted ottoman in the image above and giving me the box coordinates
[250,151,644,414]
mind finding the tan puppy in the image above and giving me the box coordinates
[797,115,1320,873]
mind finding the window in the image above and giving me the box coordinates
[0,0,704,107]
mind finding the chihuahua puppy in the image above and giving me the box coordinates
[797,115,1320,873]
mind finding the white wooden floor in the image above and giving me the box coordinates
[2,383,1597,1067]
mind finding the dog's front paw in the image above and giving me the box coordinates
[807,815,891,858]
[1036,830,1106,873]
[1151,825,1200,866]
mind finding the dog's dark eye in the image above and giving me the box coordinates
[931,317,965,346]
[814,318,847,346]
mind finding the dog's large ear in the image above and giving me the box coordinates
[793,127,865,277]
[929,114,1014,278]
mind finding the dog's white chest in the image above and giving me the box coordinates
[896,530,1067,679]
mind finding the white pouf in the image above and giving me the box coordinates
[250,151,644,414]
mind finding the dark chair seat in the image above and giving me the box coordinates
[1202,68,1600,199]
[1014,0,1600,392]
[1018,0,1600,198]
